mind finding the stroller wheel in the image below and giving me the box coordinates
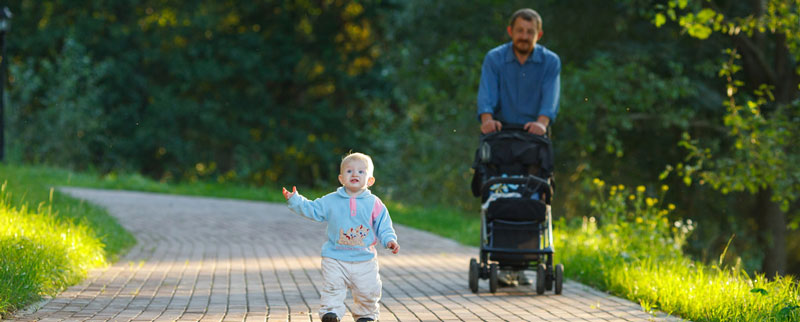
[469,258,479,293]
[489,263,499,294]
[536,263,546,295]
[545,265,553,291]
[555,264,564,295]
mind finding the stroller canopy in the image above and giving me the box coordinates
[471,130,554,197]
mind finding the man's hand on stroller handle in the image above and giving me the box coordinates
[282,186,297,200]
[480,113,503,134]
[523,121,547,135]
[387,240,400,254]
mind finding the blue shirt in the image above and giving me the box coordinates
[477,42,561,124]
[287,187,397,262]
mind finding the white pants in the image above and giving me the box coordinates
[320,257,382,320]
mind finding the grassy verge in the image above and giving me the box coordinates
[0,164,136,317]
[387,202,481,247]
[557,181,800,321]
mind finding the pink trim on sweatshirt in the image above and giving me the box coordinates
[370,198,384,247]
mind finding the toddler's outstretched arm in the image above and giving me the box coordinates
[282,186,297,200]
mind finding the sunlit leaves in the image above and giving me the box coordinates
[652,0,800,213]
[654,13,666,27]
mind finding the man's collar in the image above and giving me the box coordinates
[504,42,543,64]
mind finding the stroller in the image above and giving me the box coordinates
[468,124,564,294]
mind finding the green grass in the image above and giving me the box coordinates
[556,181,800,321]
[388,202,481,246]
[17,165,284,203]
[559,220,800,321]
[0,164,136,317]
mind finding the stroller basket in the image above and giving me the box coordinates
[488,219,541,262]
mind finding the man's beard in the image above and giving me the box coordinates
[513,40,533,56]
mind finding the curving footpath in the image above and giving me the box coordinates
[8,188,685,322]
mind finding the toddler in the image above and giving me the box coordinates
[282,152,399,322]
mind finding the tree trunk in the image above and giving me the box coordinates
[757,187,786,277]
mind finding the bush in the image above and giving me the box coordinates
[7,37,111,169]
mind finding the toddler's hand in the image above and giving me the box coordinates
[387,241,400,254]
[282,186,297,200]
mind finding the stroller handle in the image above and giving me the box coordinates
[483,122,548,138]
[480,175,550,197]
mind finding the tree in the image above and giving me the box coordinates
[655,0,800,276]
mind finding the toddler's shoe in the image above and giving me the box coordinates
[356,318,375,322]
[322,312,339,322]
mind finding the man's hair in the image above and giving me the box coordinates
[341,152,374,178]
[508,8,542,32]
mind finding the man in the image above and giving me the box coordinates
[477,8,561,135]
[476,8,561,286]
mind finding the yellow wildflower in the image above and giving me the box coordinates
[668,204,676,210]
[646,198,657,207]
[629,195,636,200]
[637,185,646,193]
[661,184,669,192]
[593,178,605,188]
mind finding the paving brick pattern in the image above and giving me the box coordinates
[8,188,685,322]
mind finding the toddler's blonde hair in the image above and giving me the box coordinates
[341,152,374,178]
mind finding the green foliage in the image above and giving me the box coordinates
[669,49,800,211]
[8,37,110,168]
[368,0,515,209]
[654,0,800,209]
[7,0,395,186]
[557,52,701,187]
[578,179,692,262]
[558,178,800,321]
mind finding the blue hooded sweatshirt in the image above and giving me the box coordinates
[287,187,397,262]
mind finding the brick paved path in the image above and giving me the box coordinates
[9,188,684,322]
